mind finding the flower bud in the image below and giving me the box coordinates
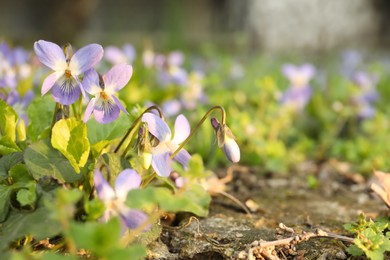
[138,124,152,169]
[210,117,240,163]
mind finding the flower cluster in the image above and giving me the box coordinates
[34,40,132,124]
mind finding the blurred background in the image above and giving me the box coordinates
[1,0,390,52]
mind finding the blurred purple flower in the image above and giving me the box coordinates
[94,169,148,231]
[34,40,103,105]
[142,113,191,177]
[5,90,34,125]
[281,63,316,110]
[341,50,362,76]
[83,64,132,124]
[155,51,188,87]
[104,44,136,65]
[352,71,379,119]
[0,42,17,88]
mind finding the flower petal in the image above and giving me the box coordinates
[69,44,104,75]
[173,149,191,169]
[142,113,171,141]
[152,152,172,177]
[103,64,132,92]
[51,77,81,105]
[94,170,115,201]
[173,114,190,144]
[41,71,63,96]
[114,169,142,201]
[121,209,149,230]
[300,63,316,79]
[33,40,66,71]
[112,95,128,114]
[282,64,297,80]
[93,100,120,124]
[83,97,96,123]
[82,69,101,95]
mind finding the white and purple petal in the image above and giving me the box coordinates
[121,209,149,230]
[83,97,97,123]
[94,170,116,201]
[33,40,66,71]
[223,138,240,163]
[93,100,120,124]
[50,77,81,105]
[82,69,101,95]
[142,112,171,141]
[112,95,128,114]
[114,169,142,201]
[152,152,172,177]
[41,71,64,96]
[103,64,132,92]
[69,43,104,75]
[173,114,190,144]
[173,149,191,169]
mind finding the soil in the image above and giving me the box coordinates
[147,160,389,260]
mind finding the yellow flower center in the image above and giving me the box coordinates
[65,69,72,78]
[100,91,109,100]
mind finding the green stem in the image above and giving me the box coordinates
[114,106,164,155]
[170,105,226,159]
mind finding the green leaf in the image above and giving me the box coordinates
[126,185,211,217]
[0,136,21,155]
[87,113,130,145]
[0,99,18,142]
[51,118,90,173]
[24,139,83,183]
[40,253,78,260]
[0,185,11,222]
[102,153,131,186]
[0,199,62,252]
[0,152,23,181]
[346,244,364,256]
[69,218,122,257]
[16,184,36,208]
[27,95,55,142]
[106,244,147,260]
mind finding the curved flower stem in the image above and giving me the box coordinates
[114,105,164,155]
[170,105,226,159]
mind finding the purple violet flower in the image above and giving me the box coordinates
[94,169,148,231]
[5,90,34,125]
[281,63,316,110]
[82,64,132,124]
[33,40,103,105]
[104,44,136,65]
[352,71,379,119]
[142,112,191,177]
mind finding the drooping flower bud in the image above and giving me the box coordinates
[137,123,152,169]
[210,118,240,163]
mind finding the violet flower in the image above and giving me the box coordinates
[155,51,188,87]
[281,63,316,110]
[94,169,148,230]
[104,44,136,65]
[5,90,34,125]
[82,64,132,124]
[33,40,103,105]
[142,112,191,177]
[352,71,379,119]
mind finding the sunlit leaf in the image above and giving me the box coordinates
[0,99,18,142]
[51,118,90,173]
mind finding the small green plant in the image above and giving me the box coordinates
[344,213,390,259]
